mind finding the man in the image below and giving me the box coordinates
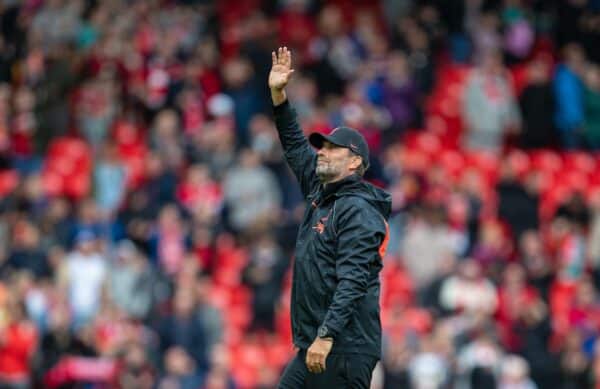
[270,47,391,388]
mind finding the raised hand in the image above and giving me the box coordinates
[269,46,294,91]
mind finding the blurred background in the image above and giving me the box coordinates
[1,0,600,388]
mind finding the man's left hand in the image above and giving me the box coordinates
[305,337,333,373]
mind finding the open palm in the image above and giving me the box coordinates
[269,47,294,91]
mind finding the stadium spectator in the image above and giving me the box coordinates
[156,284,209,374]
[223,149,282,234]
[583,64,600,149]
[519,58,556,149]
[4,220,50,280]
[554,43,587,149]
[463,50,521,152]
[242,232,288,333]
[439,259,498,317]
[58,230,107,329]
[107,240,155,320]
[195,275,224,353]
[93,142,126,216]
[498,355,537,389]
[157,346,204,389]
[401,204,457,294]
[116,341,156,389]
[381,50,419,132]
[0,289,38,389]
[497,162,540,241]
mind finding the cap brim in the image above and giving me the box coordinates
[309,132,344,149]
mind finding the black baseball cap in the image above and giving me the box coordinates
[309,127,370,169]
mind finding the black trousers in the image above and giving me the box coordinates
[278,349,378,389]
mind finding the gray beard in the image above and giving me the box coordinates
[315,164,339,183]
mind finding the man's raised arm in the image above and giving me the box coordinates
[270,47,318,198]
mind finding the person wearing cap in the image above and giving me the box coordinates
[270,47,392,388]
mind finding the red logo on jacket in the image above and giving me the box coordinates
[313,216,328,234]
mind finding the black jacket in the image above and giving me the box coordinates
[273,100,391,358]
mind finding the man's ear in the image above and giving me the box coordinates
[350,155,362,171]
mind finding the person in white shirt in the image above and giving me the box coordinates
[60,230,107,329]
[440,259,498,316]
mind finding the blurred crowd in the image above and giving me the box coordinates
[1,0,600,388]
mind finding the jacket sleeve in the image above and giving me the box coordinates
[555,68,584,129]
[273,100,319,198]
[320,200,386,339]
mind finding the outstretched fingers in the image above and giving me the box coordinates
[273,46,294,79]
[283,46,289,67]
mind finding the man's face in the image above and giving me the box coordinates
[315,141,361,183]
[77,240,95,255]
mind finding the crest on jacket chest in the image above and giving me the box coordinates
[307,190,336,236]
[312,215,328,234]
[311,204,334,235]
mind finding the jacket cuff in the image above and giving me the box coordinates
[318,321,340,340]
[272,99,290,115]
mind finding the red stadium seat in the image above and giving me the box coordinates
[440,96,460,119]
[439,149,466,177]
[425,114,448,135]
[415,132,442,156]
[561,170,589,191]
[531,149,563,173]
[466,150,499,182]
[41,171,64,196]
[585,185,600,204]
[230,285,251,306]
[43,137,92,198]
[506,149,531,177]
[563,151,596,175]
[49,157,76,177]
[540,184,573,219]
[112,121,143,146]
[207,285,231,310]
[447,82,464,100]
[399,147,431,173]
[64,173,91,199]
[225,305,252,330]
[0,170,19,197]
[264,339,293,368]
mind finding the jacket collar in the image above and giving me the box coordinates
[321,173,361,201]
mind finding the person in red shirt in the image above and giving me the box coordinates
[496,263,539,352]
[568,278,600,337]
[0,291,38,388]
